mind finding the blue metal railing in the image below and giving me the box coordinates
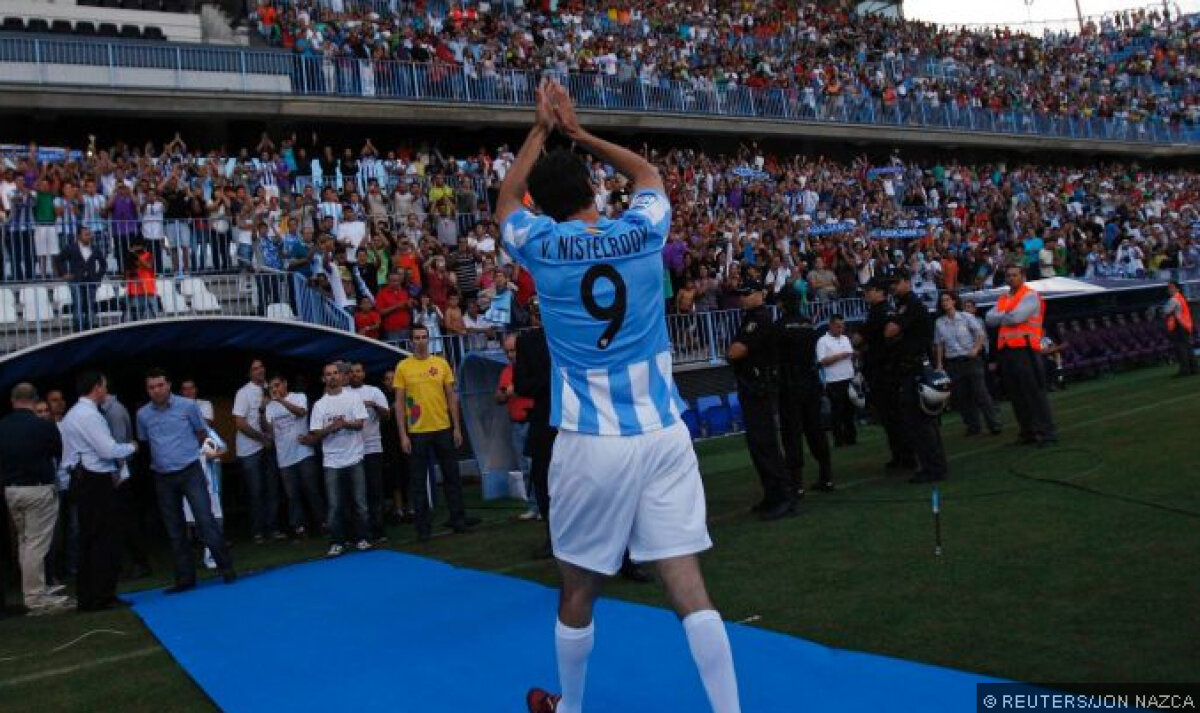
[1,35,1196,145]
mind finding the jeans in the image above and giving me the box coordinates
[72,282,99,332]
[362,452,385,539]
[325,461,369,544]
[240,450,280,538]
[509,420,535,508]
[155,462,232,584]
[944,356,1002,433]
[6,229,35,281]
[407,429,467,536]
[279,456,325,531]
[125,295,159,322]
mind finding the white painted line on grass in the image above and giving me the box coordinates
[0,646,159,689]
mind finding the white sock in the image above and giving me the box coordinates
[555,619,594,713]
[683,610,741,713]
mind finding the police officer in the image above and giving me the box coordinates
[886,271,948,483]
[727,282,793,521]
[854,278,915,472]
[774,283,833,495]
[985,264,1059,446]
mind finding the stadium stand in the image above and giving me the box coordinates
[245,0,1197,134]
[2,0,205,42]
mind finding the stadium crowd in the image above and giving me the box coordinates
[2,133,1198,342]
[248,0,1198,129]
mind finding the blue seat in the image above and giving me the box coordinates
[680,408,703,440]
[726,392,742,429]
[695,394,724,414]
[700,404,734,437]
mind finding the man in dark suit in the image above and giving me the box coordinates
[514,297,555,558]
[60,227,107,332]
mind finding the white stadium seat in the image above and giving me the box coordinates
[159,288,191,315]
[179,277,208,297]
[52,285,74,314]
[266,303,296,320]
[191,291,222,313]
[18,287,54,323]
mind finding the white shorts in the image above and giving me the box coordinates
[34,226,59,257]
[549,420,712,575]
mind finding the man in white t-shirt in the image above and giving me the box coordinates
[347,362,392,543]
[180,379,215,427]
[308,362,370,557]
[336,205,367,261]
[265,374,324,538]
[816,314,858,447]
[231,359,283,543]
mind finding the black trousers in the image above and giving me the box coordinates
[526,421,556,522]
[362,452,385,538]
[117,476,151,571]
[739,386,792,506]
[1170,329,1196,375]
[825,379,858,445]
[74,470,121,609]
[868,372,913,465]
[999,348,1058,442]
[896,375,949,479]
[778,378,831,489]
[407,429,467,536]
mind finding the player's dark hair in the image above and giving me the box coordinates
[144,366,171,383]
[76,370,106,397]
[527,148,594,222]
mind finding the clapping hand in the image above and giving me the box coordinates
[548,81,583,140]
[534,78,557,132]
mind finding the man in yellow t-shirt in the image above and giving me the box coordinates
[393,324,479,541]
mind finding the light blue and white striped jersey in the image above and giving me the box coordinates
[502,189,686,436]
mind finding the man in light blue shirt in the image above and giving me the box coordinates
[137,367,235,594]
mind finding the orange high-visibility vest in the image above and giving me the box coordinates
[1167,292,1194,334]
[996,283,1045,351]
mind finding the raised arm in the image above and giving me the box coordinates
[549,82,663,195]
[495,80,557,229]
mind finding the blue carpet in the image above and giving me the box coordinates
[128,551,998,712]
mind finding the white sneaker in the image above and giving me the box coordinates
[203,549,217,570]
[355,539,372,551]
[517,510,539,521]
[27,595,72,614]
[326,543,345,558]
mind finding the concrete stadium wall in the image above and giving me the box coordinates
[2,65,291,93]
[1,83,1196,160]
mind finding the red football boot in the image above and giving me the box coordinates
[526,688,561,712]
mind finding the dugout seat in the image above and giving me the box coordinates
[680,408,702,440]
[725,391,742,429]
[696,394,733,437]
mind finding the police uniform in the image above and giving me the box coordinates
[774,293,832,494]
[731,295,792,519]
[858,283,914,469]
[887,286,948,482]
